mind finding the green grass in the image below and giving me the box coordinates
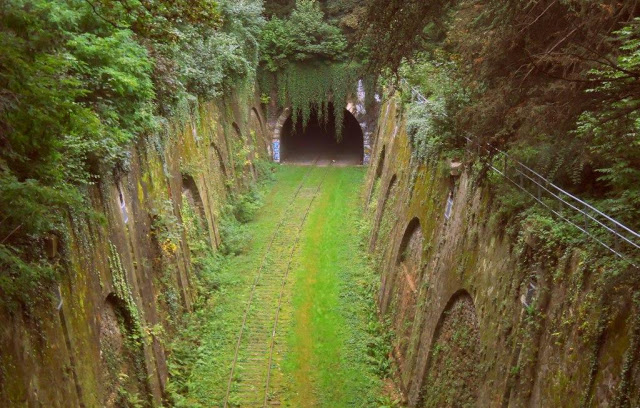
[166,166,310,407]
[167,166,387,407]
[283,167,383,407]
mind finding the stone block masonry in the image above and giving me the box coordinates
[0,95,270,407]
[363,95,640,407]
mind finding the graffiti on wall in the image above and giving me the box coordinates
[272,139,280,162]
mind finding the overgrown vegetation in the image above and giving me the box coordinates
[362,0,640,263]
[260,0,346,72]
[258,0,364,137]
[420,294,480,408]
[0,0,263,308]
[166,176,265,406]
[283,167,389,406]
[360,0,640,404]
[165,167,303,406]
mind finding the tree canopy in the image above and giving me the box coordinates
[260,0,347,72]
[0,0,263,308]
[361,0,640,232]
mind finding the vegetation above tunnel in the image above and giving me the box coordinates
[258,0,370,138]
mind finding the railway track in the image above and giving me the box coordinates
[223,163,330,407]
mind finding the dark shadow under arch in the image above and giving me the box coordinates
[211,143,228,177]
[382,217,425,381]
[397,217,422,265]
[210,143,232,195]
[181,174,206,224]
[375,145,386,180]
[280,103,364,164]
[232,122,242,139]
[99,293,150,406]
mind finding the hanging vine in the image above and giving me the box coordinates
[258,0,371,140]
[260,62,360,139]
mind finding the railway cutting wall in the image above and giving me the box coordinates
[363,95,640,407]
[0,94,270,407]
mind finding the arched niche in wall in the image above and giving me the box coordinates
[250,107,269,152]
[181,175,206,221]
[369,173,397,252]
[181,174,209,248]
[387,217,424,375]
[419,290,481,408]
[367,144,386,206]
[99,294,148,407]
[232,122,243,140]
[375,145,386,181]
[210,142,231,193]
[231,121,256,180]
[570,291,638,406]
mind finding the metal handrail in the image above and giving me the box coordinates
[400,79,640,267]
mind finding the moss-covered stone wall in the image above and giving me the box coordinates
[364,95,640,407]
[0,93,270,407]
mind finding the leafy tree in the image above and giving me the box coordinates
[360,0,640,228]
[401,54,468,164]
[260,0,346,72]
[357,0,449,74]
[575,18,640,226]
[0,0,264,309]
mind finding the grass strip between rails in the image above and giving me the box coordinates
[283,167,384,407]
[167,166,390,407]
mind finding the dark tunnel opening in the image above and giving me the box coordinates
[280,103,364,165]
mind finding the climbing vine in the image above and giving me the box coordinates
[107,241,150,405]
[108,242,143,342]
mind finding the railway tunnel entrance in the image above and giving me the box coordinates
[280,104,364,165]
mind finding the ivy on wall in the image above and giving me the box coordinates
[0,0,264,306]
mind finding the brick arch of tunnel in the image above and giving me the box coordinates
[272,104,365,164]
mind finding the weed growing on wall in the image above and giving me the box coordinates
[0,244,57,312]
[253,157,278,181]
[107,242,150,406]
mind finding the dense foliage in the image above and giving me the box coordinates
[0,0,263,309]
[357,0,450,74]
[259,0,364,138]
[259,0,350,125]
[360,3,640,405]
[362,0,640,235]
[260,0,346,72]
